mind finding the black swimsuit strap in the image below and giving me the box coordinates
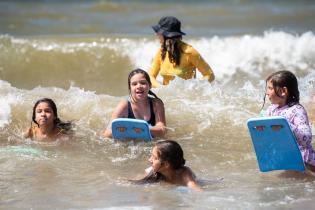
[148,98,156,126]
[127,98,156,126]
[127,100,136,119]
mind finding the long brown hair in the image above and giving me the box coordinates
[133,140,186,184]
[161,36,182,66]
[32,98,72,131]
[261,70,300,110]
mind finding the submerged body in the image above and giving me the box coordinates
[24,98,71,142]
[134,140,202,191]
[104,69,166,138]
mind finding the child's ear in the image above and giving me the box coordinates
[164,161,171,169]
[282,87,288,96]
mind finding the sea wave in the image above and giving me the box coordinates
[1,31,314,87]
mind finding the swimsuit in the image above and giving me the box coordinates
[266,103,315,166]
[127,98,156,126]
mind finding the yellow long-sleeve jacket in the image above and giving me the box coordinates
[149,40,215,88]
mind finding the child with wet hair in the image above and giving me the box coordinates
[134,140,201,191]
[24,98,72,141]
[103,68,166,138]
[262,70,315,172]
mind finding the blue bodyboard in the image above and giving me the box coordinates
[112,118,152,141]
[247,116,305,172]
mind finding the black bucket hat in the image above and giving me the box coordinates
[152,16,186,38]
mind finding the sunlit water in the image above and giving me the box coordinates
[1,0,315,209]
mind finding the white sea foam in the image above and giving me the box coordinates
[0,98,11,128]
[121,31,315,82]
[0,31,314,131]
[2,30,315,84]
[0,80,20,128]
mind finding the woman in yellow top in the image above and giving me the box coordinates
[149,16,215,88]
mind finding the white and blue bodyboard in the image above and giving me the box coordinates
[247,116,305,172]
[112,118,152,141]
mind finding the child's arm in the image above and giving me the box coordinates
[186,179,202,192]
[291,107,312,147]
[183,167,203,192]
[103,100,128,138]
[150,99,166,137]
[23,127,32,138]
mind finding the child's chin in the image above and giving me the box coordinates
[135,96,146,100]
[136,93,145,97]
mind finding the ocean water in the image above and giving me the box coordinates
[1,1,315,209]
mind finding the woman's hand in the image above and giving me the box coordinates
[201,75,214,83]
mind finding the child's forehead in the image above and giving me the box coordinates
[36,102,52,109]
[131,73,146,80]
[152,146,158,152]
[152,146,160,155]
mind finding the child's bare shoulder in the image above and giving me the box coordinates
[181,166,197,179]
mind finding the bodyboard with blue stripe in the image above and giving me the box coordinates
[112,118,152,141]
[247,116,305,172]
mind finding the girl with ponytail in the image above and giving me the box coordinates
[133,140,201,191]
[103,68,166,138]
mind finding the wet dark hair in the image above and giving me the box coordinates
[161,36,182,66]
[32,98,72,132]
[155,140,186,169]
[133,140,186,184]
[261,70,300,109]
[128,68,162,101]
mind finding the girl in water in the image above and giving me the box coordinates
[103,68,166,138]
[134,140,201,191]
[24,98,72,141]
[263,70,315,172]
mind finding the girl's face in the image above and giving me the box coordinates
[130,73,150,101]
[149,146,163,173]
[35,102,55,127]
[266,80,287,107]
